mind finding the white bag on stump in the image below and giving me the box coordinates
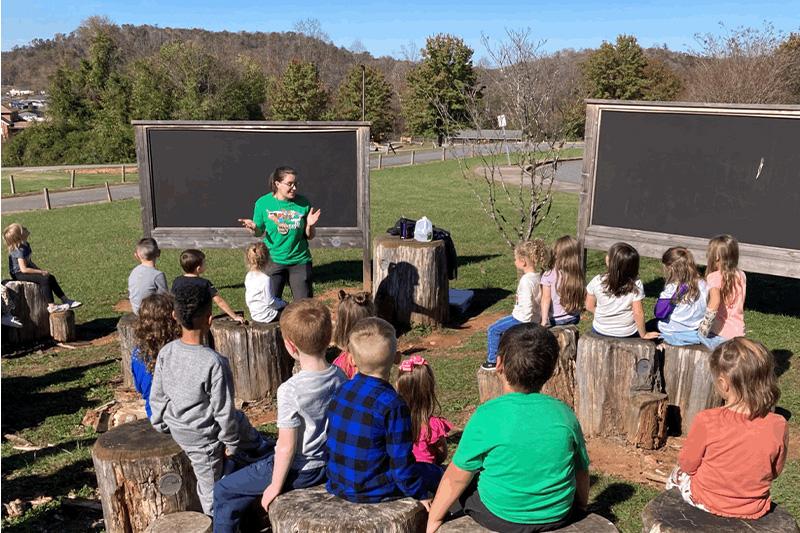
[414,216,433,242]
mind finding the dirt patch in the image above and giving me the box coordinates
[586,436,683,489]
[113,299,132,313]
[399,312,504,355]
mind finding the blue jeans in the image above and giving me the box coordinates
[486,315,522,364]
[660,330,703,346]
[550,314,580,327]
[213,453,326,533]
[699,333,728,350]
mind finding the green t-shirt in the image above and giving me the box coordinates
[253,193,312,265]
[453,392,590,524]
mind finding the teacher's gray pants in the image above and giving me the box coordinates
[267,261,313,301]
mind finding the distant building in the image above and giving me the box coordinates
[448,129,523,144]
[1,104,32,140]
[8,89,34,97]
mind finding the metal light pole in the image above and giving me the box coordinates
[360,64,366,121]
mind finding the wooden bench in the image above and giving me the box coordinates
[268,484,426,532]
[438,512,618,532]
[642,488,799,532]
[661,343,722,434]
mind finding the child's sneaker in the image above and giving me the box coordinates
[48,303,71,313]
[480,361,497,371]
[2,314,23,328]
[62,298,82,309]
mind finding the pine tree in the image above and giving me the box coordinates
[269,61,328,120]
[333,65,394,140]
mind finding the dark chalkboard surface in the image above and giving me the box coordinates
[147,128,358,228]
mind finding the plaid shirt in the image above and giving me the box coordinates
[326,373,442,502]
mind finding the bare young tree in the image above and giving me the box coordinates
[435,29,583,249]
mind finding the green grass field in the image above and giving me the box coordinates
[1,158,798,531]
[1,169,138,197]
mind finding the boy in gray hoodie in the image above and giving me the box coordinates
[149,283,270,515]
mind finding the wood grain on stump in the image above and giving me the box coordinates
[117,312,138,388]
[146,511,211,533]
[92,418,201,533]
[438,512,619,532]
[624,392,668,449]
[477,326,579,406]
[269,484,426,533]
[661,343,721,435]
[49,309,76,342]
[642,488,799,533]
[576,332,662,443]
[209,317,293,402]
[373,235,449,329]
[1,280,50,347]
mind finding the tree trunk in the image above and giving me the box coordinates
[540,325,579,408]
[1,280,50,347]
[576,332,659,440]
[642,488,800,532]
[118,313,138,389]
[661,343,722,435]
[625,392,668,450]
[92,418,201,533]
[269,484,426,533]
[209,318,294,403]
[476,367,505,404]
[147,511,211,533]
[49,309,76,342]
[439,513,619,532]
[373,235,449,331]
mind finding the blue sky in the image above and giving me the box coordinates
[2,0,799,59]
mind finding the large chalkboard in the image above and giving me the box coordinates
[578,102,800,278]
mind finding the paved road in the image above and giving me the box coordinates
[3,149,583,214]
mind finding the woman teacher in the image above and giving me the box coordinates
[239,166,321,300]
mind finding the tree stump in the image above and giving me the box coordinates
[50,309,76,342]
[438,512,619,532]
[118,312,138,388]
[92,418,201,533]
[209,317,294,402]
[147,511,211,533]
[373,235,449,330]
[641,488,799,532]
[477,326,579,406]
[661,343,722,435]
[576,332,662,443]
[624,392,668,450]
[1,280,50,347]
[269,484,426,533]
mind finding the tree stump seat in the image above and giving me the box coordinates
[1,280,50,347]
[641,488,799,532]
[50,309,76,342]
[438,512,619,532]
[268,484,427,533]
[92,418,201,533]
[661,343,722,435]
[477,326,579,405]
[146,511,211,533]
[117,312,138,388]
[209,317,293,402]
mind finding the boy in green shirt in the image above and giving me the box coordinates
[427,323,590,533]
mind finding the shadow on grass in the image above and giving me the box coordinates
[77,317,120,342]
[314,260,363,285]
[588,475,636,524]
[774,349,792,378]
[448,287,512,327]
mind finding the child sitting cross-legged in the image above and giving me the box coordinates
[326,317,443,505]
[149,283,272,516]
[427,323,590,533]
[213,298,346,532]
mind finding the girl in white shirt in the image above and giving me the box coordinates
[244,242,286,323]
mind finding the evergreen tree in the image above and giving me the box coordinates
[269,60,328,120]
[333,65,394,140]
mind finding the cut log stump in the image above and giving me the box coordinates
[641,488,799,532]
[477,326,579,405]
[117,312,137,388]
[147,511,211,533]
[50,309,75,342]
[373,235,449,330]
[209,317,293,402]
[625,392,668,449]
[92,418,201,533]
[576,332,661,442]
[1,280,50,347]
[438,512,618,532]
[661,343,722,435]
[269,484,426,533]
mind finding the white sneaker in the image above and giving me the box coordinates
[48,303,71,313]
[2,314,23,328]
[62,298,82,309]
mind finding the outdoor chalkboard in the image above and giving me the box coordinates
[132,121,371,284]
[578,101,800,278]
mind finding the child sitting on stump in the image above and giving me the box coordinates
[128,237,168,315]
[149,283,271,515]
[427,323,590,533]
[212,299,347,532]
[326,317,443,505]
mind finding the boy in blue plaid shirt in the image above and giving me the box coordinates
[326,317,443,505]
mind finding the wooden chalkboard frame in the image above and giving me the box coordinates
[578,100,800,279]
[132,121,372,288]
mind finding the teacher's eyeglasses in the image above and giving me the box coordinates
[281,181,298,189]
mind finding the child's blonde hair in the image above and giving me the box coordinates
[396,358,442,442]
[348,317,397,375]
[707,235,743,306]
[710,338,779,419]
[514,239,551,272]
[245,242,270,271]
[551,235,584,314]
[333,290,375,349]
[279,299,332,355]
[3,223,28,251]
[662,247,701,304]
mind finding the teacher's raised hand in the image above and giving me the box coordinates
[307,208,322,227]
[238,218,257,233]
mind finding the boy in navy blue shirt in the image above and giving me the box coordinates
[326,317,442,505]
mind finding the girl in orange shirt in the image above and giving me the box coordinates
[667,338,788,519]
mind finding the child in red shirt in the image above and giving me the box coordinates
[667,337,788,519]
